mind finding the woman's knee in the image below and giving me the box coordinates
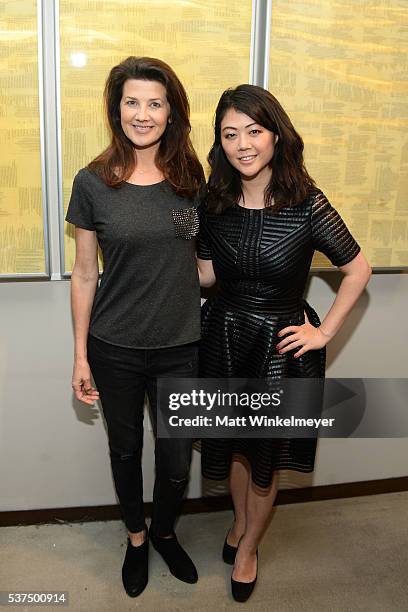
[156,439,192,481]
[108,438,143,462]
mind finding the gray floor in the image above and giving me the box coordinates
[1,492,407,611]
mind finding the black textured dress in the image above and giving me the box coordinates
[197,190,360,488]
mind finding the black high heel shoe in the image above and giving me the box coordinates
[230,549,258,603]
[222,530,238,565]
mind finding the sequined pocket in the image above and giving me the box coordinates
[171,207,200,239]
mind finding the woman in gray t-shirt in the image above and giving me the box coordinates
[66,56,204,598]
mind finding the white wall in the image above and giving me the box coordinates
[0,273,407,511]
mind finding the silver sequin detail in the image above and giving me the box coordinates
[171,207,200,239]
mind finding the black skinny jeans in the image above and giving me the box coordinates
[87,334,198,535]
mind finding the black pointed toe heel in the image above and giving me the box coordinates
[231,574,257,603]
[231,550,258,603]
[222,530,238,565]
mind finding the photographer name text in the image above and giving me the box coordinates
[168,415,335,428]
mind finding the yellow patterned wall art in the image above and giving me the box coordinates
[269,0,408,268]
[0,1,45,276]
[60,0,252,272]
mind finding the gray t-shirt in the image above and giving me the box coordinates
[66,168,201,348]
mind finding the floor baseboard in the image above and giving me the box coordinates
[1,476,407,527]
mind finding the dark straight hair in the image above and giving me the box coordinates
[88,56,204,198]
[207,84,316,213]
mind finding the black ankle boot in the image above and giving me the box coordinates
[122,529,149,597]
[150,531,198,584]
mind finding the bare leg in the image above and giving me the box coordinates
[128,529,146,547]
[228,456,250,546]
[232,471,280,582]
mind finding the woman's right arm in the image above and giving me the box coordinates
[197,257,217,288]
[71,227,100,405]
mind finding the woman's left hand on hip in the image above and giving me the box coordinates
[276,311,330,358]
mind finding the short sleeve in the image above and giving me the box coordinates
[197,204,213,260]
[311,191,360,266]
[65,170,96,230]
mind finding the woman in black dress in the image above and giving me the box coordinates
[197,85,371,602]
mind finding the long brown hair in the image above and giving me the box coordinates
[88,56,204,198]
[207,84,316,213]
